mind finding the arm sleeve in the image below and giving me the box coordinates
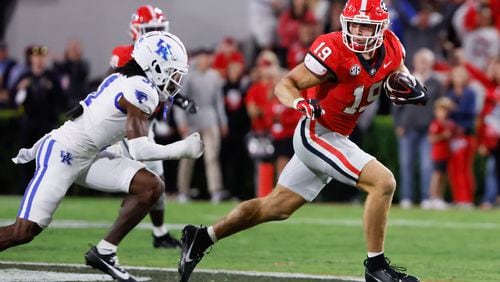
[127,136,196,161]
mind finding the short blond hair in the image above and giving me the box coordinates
[434,97,455,111]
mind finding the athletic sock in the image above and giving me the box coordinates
[153,224,168,237]
[366,253,386,272]
[207,226,218,243]
[97,240,117,255]
[195,227,215,252]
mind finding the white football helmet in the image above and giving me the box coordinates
[132,31,188,101]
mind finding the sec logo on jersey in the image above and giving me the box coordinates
[350,64,361,76]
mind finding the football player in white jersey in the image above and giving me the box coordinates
[107,5,197,250]
[0,31,202,282]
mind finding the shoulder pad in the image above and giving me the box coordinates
[122,76,159,115]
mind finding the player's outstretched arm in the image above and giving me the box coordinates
[120,97,204,161]
[274,63,324,108]
[275,63,326,120]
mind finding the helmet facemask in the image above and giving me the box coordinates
[138,21,170,36]
[340,15,388,53]
[145,59,187,101]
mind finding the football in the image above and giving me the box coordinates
[384,71,428,105]
[384,71,415,96]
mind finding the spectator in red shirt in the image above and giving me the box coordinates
[244,50,286,196]
[286,22,316,70]
[212,37,245,79]
[276,0,317,65]
[428,97,458,210]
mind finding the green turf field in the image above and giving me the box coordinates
[0,196,499,281]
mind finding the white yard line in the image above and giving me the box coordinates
[0,218,498,230]
[0,261,363,281]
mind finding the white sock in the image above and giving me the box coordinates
[207,226,218,243]
[367,251,384,258]
[153,224,168,237]
[97,240,117,255]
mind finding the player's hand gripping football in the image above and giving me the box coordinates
[174,94,198,114]
[293,98,324,120]
[384,72,429,106]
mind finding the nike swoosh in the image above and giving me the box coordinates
[407,91,426,100]
[184,240,195,263]
[383,61,392,68]
[96,255,130,280]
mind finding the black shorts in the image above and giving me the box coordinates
[433,160,447,172]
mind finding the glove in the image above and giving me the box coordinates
[384,73,429,106]
[174,94,198,114]
[293,98,324,120]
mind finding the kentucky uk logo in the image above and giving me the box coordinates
[155,39,173,61]
[60,150,73,165]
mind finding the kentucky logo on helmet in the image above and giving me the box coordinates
[350,64,361,76]
[135,89,148,104]
[155,39,173,61]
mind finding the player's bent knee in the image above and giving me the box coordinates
[144,177,164,204]
[12,221,41,245]
[377,172,396,196]
[261,187,304,220]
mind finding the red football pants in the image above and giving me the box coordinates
[447,135,476,203]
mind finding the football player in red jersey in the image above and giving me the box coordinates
[178,1,426,281]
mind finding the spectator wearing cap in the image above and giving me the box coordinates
[13,45,66,189]
[212,37,245,79]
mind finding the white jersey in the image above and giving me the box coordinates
[51,73,159,155]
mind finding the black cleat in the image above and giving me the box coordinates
[85,246,137,282]
[364,258,420,282]
[153,232,182,249]
[178,225,208,282]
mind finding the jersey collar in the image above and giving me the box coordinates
[355,43,386,77]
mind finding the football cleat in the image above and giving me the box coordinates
[153,232,182,249]
[85,246,137,282]
[178,225,208,282]
[364,258,420,282]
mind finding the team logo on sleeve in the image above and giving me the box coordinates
[350,64,361,76]
[155,39,173,61]
[60,150,73,165]
[135,90,148,104]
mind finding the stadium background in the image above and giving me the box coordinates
[0,1,499,281]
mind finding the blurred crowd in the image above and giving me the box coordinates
[0,0,498,209]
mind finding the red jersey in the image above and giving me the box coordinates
[263,97,302,140]
[245,81,273,132]
[429,119,457,161]
[305,30,404,136]
[110,45,133,68]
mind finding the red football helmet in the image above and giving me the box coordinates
[340,0,390,53]
[130,5,170,41]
